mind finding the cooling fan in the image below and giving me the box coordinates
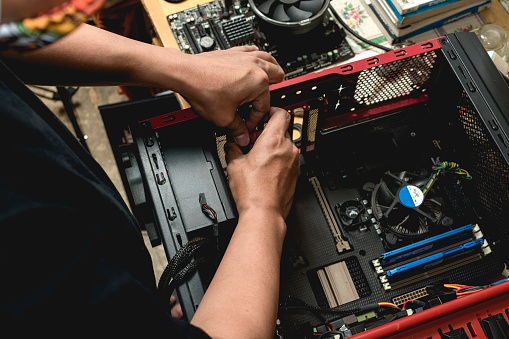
[338,200,369,230]
[249,0,330,34]
[371,171,444,238]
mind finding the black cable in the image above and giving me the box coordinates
[278,296,360,323]
[329,5,392,52]
[158,237,210,301]
[165,256,210,298]
[158,237,208,289]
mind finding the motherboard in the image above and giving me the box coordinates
[167,0,354,79]
[271,94,504,337]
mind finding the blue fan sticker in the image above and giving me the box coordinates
[399,185,424,208]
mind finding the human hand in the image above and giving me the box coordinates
[226,107,300,219]
[170,295,183,319]
[177,46,284,146]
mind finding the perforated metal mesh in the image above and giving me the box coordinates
[456,91,509,247]
[215,134,227,169]
[307,108,319,144]
[354,52,437,105]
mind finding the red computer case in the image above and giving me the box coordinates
[101,32,509,338]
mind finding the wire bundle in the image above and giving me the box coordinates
[200,193,218,221]
[314,321,344,338]
[378,302,400,310]
[444,278,509,299]
[201,204,217,221]
[157,237,211,306]
[422,161,472,195]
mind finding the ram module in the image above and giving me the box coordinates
[379,239,491,290]
[377,224,482,269]
[372,224,492,291]
[387,239,483,278]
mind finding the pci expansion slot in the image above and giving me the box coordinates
[310,176,351,253]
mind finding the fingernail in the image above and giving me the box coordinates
[234,132,250,147]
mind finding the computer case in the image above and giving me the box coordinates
[100,32,509,338]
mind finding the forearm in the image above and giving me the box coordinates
[0,23,186,87]
[191,208,287,339]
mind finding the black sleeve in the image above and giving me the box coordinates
[0,198,210,338]
[0,59,210,338]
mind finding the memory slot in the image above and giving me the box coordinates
[183,23,200,54]
[388,253,483,290]
[386,239,484,283]
[209,20,229,50]
[382,237,476,271]
[379,224,481,268]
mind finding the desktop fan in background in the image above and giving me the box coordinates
[249,0,330,34]
[371,171,444,238]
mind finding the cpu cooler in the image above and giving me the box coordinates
[371,171,444,238]
[249,0,330,34]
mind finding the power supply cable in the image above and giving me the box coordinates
[329,5,392,53]
[158,237,211,305]
[279,296,402,321]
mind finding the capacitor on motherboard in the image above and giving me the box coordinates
[333,49,339,60]
[327,51,333,62]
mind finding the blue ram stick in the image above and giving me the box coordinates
[381,224,475,267]
[387,239,484,277]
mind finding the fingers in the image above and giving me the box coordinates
[257,59,285,84]
[229,45,259,52]
[246,90,270,131]
[263,107,291,137]
[170,295,183,319]
[230,46,284,84]
[226,142,243,164]
[249,50,279,65]
[228,114,250,147]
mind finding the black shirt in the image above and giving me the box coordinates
[0,60,210,337]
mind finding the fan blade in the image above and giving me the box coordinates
[386,208,419,235]
[298,0,324,14]
[258,0,276,15]
[401,212,422,234]
[273,4,291,21]
[286,5,313,21]
[377,183,396,207]
[407,174,428,188]
[280,0,299,4]
[385,172,405,195]
[418,200,443,223]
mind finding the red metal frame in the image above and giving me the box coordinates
[323,94,429,131]
[141,38,442,130]
[142,107,197,130]
[269,38,441,90]
[352,281,509,339]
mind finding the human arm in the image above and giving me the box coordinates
[190,108,300,339]
[0,23,284,144]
